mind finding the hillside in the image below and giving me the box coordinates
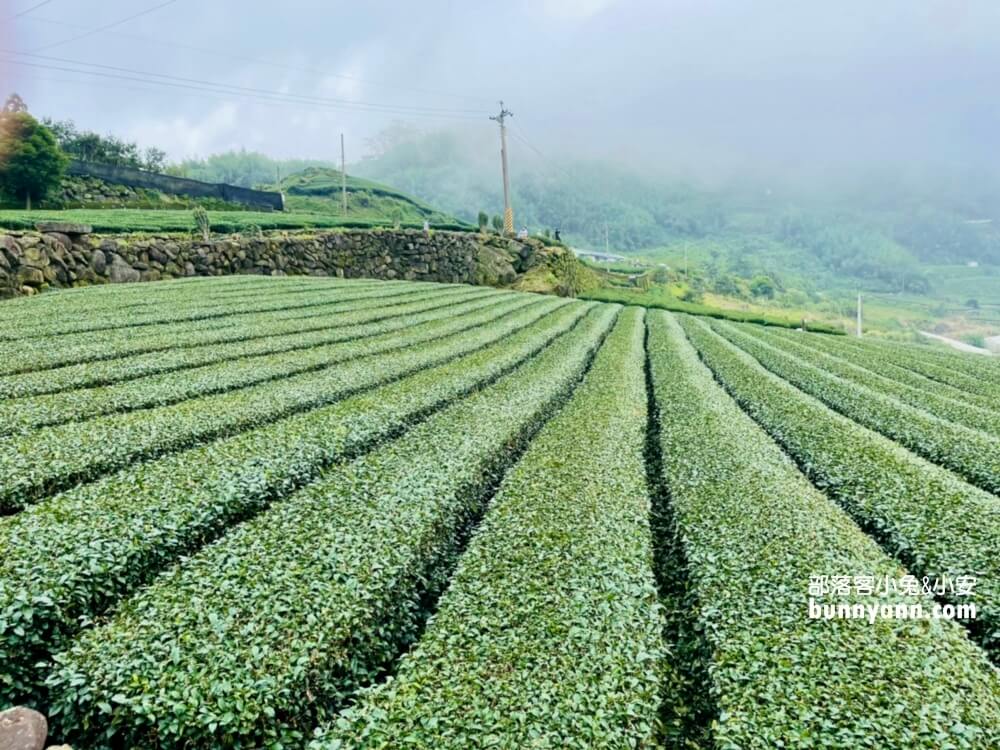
[266,167,460,225]
[0,167,469,234]
[355,129,1000,339]
[0,276,998,747]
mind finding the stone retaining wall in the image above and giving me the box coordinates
[0,227,560,299]
[66,160,285,211]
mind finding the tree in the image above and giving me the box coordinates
[477,210,488,231]
[3,94,27,114]
[143,147,168,173]
[0,113,67,209]
[749,275,776,299]
[491,214,503,232]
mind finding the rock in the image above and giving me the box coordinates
[90,249,106,275]
[148,246,169,265]
[0,706,48,750]
[22,245,48,268]
[46,232,73,251]
[184,261,195,277]
[16,267,44,286]
[0,235,20,260]
[109,255,140,284]
[34,221,92,235]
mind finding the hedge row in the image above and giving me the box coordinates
[874,338,1000,383]
[648,311,1000,748]
[0,283,425,372]
[768,328,1000,413]
[2,275,338,326]
[0,292,511,435]
[0,301,601,707]
[316,308,666,749]
[4,277,364,341]
[0,210,474,234]
[835,336,1000,402]
[0,296,562,511]
[711,321,1000,496]
[0,287,489,399]
[44,306,619,749]
[682,316,1000,657]
[749,326,1000,437]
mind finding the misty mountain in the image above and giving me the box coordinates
[355,127,1000,294]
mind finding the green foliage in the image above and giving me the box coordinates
[687,320,1000,657]
[0,290,502,435]
[354,126,1000,297]
[44,299,605,747]
[173,148,334,188]
[477,210,488,229]
[712,322,1000,495]
[317,309,666,749]
[712,274,741,296]
[650,312,1000,747]
[491,213,503,231]
[192,206,210,241]
[678,285,702,303]
[0,113,68,208]
[749,274,776,298]
[42,118,166,172]
[581,286,845,334]
[0,292,550,512]
[0,285,578,707]
[3,271,1000,746]
[0,208,472,234]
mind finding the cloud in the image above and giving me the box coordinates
[122,102,241,159]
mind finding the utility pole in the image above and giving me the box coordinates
[856,292,863,337]
[490,101,514,235]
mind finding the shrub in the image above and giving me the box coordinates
[647,311,1000,747]
[316,308,665,749]
[0,112,67,209]
[45,305,615,748]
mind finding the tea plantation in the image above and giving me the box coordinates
[0,276,997,749]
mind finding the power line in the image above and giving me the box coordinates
[14,13,493,105]
[6,49,485,116]
[508,124,575,183]
[30,0,180,53]
[2,51,488,116]
[0,49,484,116]
[0,56,486,121]
[9,0,57,19]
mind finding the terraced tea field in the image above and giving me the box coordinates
[0,276,997,749]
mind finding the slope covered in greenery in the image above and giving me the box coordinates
[1,277,998,748]
[266,167,460,225]
[354,129,1000,299]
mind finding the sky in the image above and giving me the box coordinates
[2,0,1000,181]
